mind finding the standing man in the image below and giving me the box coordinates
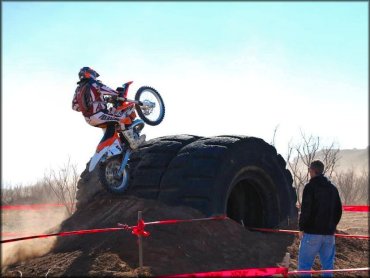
[298,160,342,277]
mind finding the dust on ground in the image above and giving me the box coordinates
[2,195,369,277]
[2,206,69,235]
[1,206,69,267]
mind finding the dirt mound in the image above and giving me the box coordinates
[2,196,368,277]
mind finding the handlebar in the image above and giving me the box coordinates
[105,95,144,106]
[117,97,143,106]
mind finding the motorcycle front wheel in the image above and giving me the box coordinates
[99,155,129,195]
[135,86,165,126]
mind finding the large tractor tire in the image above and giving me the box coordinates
[156,135,297,228]
[126,134,201,198]
[76,135,297,228]
[75,135,200,210]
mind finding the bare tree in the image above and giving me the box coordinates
[270,124,280,147]
[1,181,60,205]
[334,169,369,205]
[2,186,15,205]
[286,130,340,206]
[1,183,30,205]
[321,142,340,178]
[358,171,369,204]
[43,158,78,216]
[29,180,58,203]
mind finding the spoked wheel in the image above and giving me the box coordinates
[135,86,165,126]
[99,155,129,194]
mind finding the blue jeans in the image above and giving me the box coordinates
[298,233,335,277]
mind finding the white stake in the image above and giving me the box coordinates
[282,252,290,269]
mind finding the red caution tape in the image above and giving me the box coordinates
[1,226,132,244]
[131,219,150,237]
[1,232,34,238]
[2,218,152,244]
[2,215,226,244]
[1,203,66,210]
[249,227,370,240]
[343,205,369,212]
[3,213,367,245]
[161,267,288,277]
[145,215,227,226]
[289,267,370,275]
[249,227,298,235]
[334,233,370,240]
[162,266,370,277]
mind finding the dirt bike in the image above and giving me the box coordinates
[87,81,165,194]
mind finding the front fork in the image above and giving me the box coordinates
[116,119,144,177]
[117,148,132,177]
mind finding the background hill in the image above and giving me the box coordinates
[334,147,369,175]
[291,147,368,175]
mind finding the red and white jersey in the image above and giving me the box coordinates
[72,79,118,117]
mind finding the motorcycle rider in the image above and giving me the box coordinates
[72,66,145,149]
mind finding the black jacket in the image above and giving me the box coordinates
[299,174,342,235]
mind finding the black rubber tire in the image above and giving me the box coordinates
[133,135,297,228]
[135,86,165,126]
[126,134,201,198]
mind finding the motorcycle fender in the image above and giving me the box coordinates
[88,139,123,172]
[88,146,109,172]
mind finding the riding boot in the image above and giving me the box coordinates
[122,129,146,150]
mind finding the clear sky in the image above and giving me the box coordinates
[2,2,368,186]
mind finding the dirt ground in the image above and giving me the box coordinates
[2,194,369,277]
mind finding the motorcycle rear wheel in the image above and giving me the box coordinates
[99,155,129,195]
